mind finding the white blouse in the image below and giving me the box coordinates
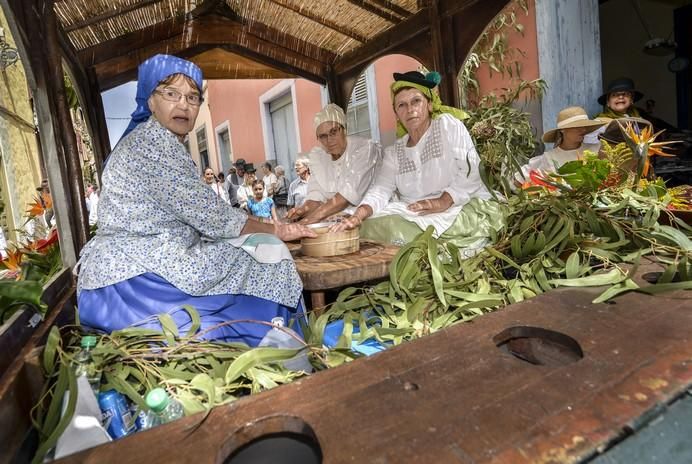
[306,135,381,206]
[518,142,601,181]
[359,114,491,235]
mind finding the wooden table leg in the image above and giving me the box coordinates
[310,291,326,316]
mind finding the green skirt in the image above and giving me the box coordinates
[360,198,508,251]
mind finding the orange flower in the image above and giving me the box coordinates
[26,196,46,218]
[521,170,558,192]
[0,248,23,280]
[621,122,677,178]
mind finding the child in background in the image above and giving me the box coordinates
[247,180,279,223]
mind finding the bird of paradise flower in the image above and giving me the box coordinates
[0,248,24,280]
[617,121,678,186]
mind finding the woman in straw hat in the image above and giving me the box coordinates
[332,71,502,251]
[77,54,316,347]
[518,106,605,181]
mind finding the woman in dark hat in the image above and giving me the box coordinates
[77,54,315,347]
[595,77,644,120]
[332,70,501,250]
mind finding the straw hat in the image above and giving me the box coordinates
[542,106,607,143]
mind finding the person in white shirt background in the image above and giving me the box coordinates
[261,162,278,198]
[203,167,230,203]
[287,158,311,211]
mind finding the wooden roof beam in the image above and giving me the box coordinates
[77,12,335,70]
[267,0,369,43]
[92,17,328,90]
[347,0,405,22]
[367,0,414,18]
[333,8,429,74]
[63,0,163,32]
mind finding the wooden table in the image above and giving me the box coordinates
[59,259,692,464]
[288,240,400,312]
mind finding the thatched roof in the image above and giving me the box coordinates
[50,0,508,94]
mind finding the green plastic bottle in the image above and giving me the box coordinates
[73,335,101,394]
[140,388,184,430]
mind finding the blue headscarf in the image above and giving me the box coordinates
[121,54,203,141]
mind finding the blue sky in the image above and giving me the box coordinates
[101,81,137,149]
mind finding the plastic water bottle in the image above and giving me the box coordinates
[73,335,101,395]
[139,388,184,430]
[258,317,313,372]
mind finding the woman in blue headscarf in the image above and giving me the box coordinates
[77,54,315,346]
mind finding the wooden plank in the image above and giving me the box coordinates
[0,287,76,464]
[292,240,399,290]
[56,261,692,463]
[368,0,414,18]
[347,0,405,22]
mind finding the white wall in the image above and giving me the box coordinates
[599,0,679,125]
[536,0,603,133]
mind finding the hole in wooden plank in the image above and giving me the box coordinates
[641,271,681,284]
[493,326,583,367]
[218,415,322,464]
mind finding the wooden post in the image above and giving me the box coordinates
[326,64,344,108]
[4,0,79,266]
[428,0,459,108]
[44,0,90,251]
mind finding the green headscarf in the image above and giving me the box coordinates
[595,105,641,120]
[390,73,468,138]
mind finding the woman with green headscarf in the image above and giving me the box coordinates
[332,71,502,250]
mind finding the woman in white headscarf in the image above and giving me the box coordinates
[286,104,381,224]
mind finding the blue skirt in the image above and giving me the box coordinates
[78,273,305,347]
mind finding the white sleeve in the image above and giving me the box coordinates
[441,117,489,206]
[339,138,382,205]
[304,147,329,203]
[359,146,397,215]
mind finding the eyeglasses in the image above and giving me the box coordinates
[155,88,204,106]
[317,126,343,143]
[610,91,632,99]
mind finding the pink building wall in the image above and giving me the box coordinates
[293,79,324,155]
[373,54,422,146]
[204,54,420,171]
[207,79,282,166]
[475,0,539,99]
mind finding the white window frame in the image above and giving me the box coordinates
[346,65,380,142]
[214,120,234,168]
[259,80,302,161]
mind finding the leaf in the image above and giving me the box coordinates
[427,233,447,308]
[224,348,301,384]
[32,364,77,464]
[549,268,624,287]
[565,252,580,279]
[43,326,61,376]
[190,373,216,406]
[158,313,179,344]
[181,305,201,337]
[593,278,639,303]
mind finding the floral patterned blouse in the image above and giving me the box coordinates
[77,118,303,308]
